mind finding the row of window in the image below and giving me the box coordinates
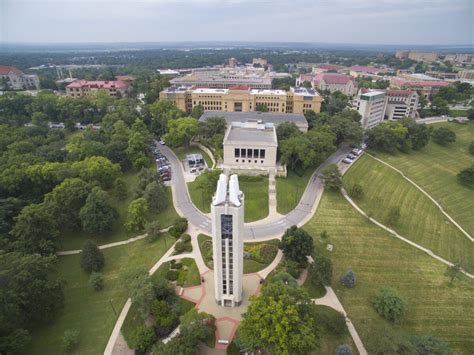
[234,148,265,159]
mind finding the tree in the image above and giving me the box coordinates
[169,217,188,238]
[276,122,300,141]
[349,184,364,199]
[279,226,314,266]
[127,325,156,352]
[127,118,150,170]
[191,104,204,119]
[62,330,80,352]
[144,181,167,212]
[431,97,449,116]
[386,206,401,226]
[89,272,104,291]
[410,335,451,355]
[124,269,156,319]
[72,156,121,189]
[373,287,407,323]
[310,255,333,286]
[125,197,148,232]
[80,187,118,234]
[255,103,269,112]
[445,262,461,284]
[279,135,317,170]
[457,165,474,186]
[11,203,58,256]
[431,127,456,146]
[113,177,128,200]
[163,117,198,149]
[80,240,105,273]
[151,299,178,330]
[238,283,319,354]
[321,164,342,190]
[366,122,408,153]
[341,270,356,288]
[335,344,353,355]
[198,116,227,138]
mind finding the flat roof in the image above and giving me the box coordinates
[225,123,277,145]
[250,88,286,95]
[192,88,229,94]
[290,86,320,96]
[199,111,308,128]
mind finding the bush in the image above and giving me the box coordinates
[127,325,156,352]
[349,184,364,199]
[62,329,80,351]
[181,233,191,243]
[270,271,298,287]
[166,270,179,281]
[80,240,105,273]
[169,217,188,238]
[341,270,356,288]
[146,220,161,243]
[310,255,333,286]
[431,127,456,146]
[335,344,352,355]
[373,287,407,323]
[410,335,451,355]
[174,241,186,254]
[286,259,302,278]
[89,272,104,291]
[171,262,182,270]
[457,165,474,186]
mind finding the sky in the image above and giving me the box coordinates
[1,0,473,45]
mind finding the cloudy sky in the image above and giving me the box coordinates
[1,0,473,45]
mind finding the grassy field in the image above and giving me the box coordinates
[26,234,175,355]
[276,167,314,214]
[60,169,179,251]
[373,121,474,236]
[171,145,213,168]
[189,176,268,222]
[343,154,473,272]
[303,191,474,354]
[198,234,279,273]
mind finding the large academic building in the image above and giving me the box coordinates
[159,85,322,115]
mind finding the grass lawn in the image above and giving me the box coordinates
[151,258,201,288]
[189,175,269,222]
[343,154,473,272]
[276,167,314,214]
[198,234,279,273]
[26,233,175,355]
[59,169,179,251]
[303,191,474,354]
[171,145,213,168]
[373,121,474,236]
[302,275,327,299]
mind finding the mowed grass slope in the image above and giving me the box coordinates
[343,154,473,272]
[375,121,474,235]
[304,192,474,354]
[26,234,175,355]
[276,168,314,214]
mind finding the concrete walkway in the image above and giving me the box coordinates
[366,153,473,242]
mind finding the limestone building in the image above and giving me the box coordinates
[65,80,129,98]
[355,90,386,129]
[0,65,40,90]
[211,174,244,307]
[159,85,321,115]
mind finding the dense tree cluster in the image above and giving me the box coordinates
[279,226,314,267]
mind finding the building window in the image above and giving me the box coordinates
[234,148,240,157]
[260,149,265,158]
[247,149,252,158]
[241,149,246,158]
[253,149,259,158]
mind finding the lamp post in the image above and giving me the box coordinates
[109,300,117,317]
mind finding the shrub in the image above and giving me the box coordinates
[410,335,451,355]
[349,184,364,199]
[457,165,474,186]
[341,270,356,288]
[113,177,128,200]
[335,344,352,355]
[181,233,191,243]
[169,217,188,238]
[174,241,186,254]
[171,262,182,270]
[151,299,178,330]
[373,287,407,323]
[184,243,193,252]
[127,325,156,352]
[286,259,302,278]
[80,240,105,273]
[310,255,333,286]
[166,270,179,281]
[146,220,161,243]
[319,311,346,335]
[62,329,80,351]
[89,272,104,291]
[270,271,298,287]
[320,230,329,239]
[431,127,456,146]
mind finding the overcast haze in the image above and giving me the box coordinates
[1,0,473,45]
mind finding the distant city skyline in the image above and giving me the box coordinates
[1,0,473,45]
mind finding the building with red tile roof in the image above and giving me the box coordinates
[390,77,450,98]
[65,80,129,97]
[0,65,40,90]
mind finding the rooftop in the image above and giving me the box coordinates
[350,65,381,74]
[315,73,354,85]
[224,121,277,145]
[193,88,229,94]
[0,65,23,75]
[199,111,308,129]
[66,80,128,89]
[290,86,320,96]
[250,88,286,95]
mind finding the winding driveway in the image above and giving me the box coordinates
[160,144,352,241]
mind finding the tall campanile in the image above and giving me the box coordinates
[211,174,244,307]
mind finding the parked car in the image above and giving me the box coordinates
[159,139,166,145]
[351,148,363,156]
[342,158,353,164]
[190,168,197,173]
[347,154,357,160]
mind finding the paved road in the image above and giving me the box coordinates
[416,116,468,124]
[159,145,352,240]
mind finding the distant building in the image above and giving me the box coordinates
[355,90,386,129]
[395,50,410,59]
[211,174,244,308]
[65,80,129,98]
[169,73,272,89]
[297,73,357,96]
[424,71,458,80]
[252,58,267,66]
[0,65,40,90]
[115,75,136,83]
[395,51,439,62]
[158,69,180,76]
[390,77,450,98]
[444,54,474,64]
[159,85,322,114]
[312,63,346,73]
[349,65,384,78]
[222,121,278,174]
[458,70,474,82]
[199,111,309,132]
[228,58,238,67]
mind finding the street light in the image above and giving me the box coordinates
[109,300,117,317]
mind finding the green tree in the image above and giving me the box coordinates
[125,197,149,231]
[431,127,456,146]
[310,255,333,286]
[341,270,356,288]
[11,203,58,255]
[80,187,118,234]
[239,283,319,354]
[124,269,156,319]
[72,156,121,188]
[445,262,461,284]
[410,335,451,355]
[127,325,156,352]
[198,116,227,138]
[89,272,104,291]
[373,287,407,323]
[279,135,317,170]
[276,122,300,141]
[126,118,150,170]
[335,344,353,355]
[148,99,185,136]
[191,104,204,119]
[169,217,188,238]
[457,165,474,186]
[279,226,314,266]
[256,103,269,112]
[113,177,128,200]
[80,240,105,273]
[349,183,364,199]
[321,164,342,190]
[151,299,178,330]
[144,181,167,212]
[145,220,161,243]
[163,117,199,149]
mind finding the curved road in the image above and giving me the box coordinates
[160,144,351,240]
